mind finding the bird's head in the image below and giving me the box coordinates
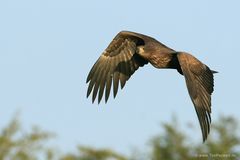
[136,46,145,55]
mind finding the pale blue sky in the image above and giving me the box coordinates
[0,0,239,154]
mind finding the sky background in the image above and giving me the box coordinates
[0,0,240,155]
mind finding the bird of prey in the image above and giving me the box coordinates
[86,31,217,141]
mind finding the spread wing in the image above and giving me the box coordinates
[86,31,148,103]
[177,53,215,141]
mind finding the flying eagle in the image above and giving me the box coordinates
[86,31,217,141]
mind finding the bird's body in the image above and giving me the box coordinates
[86,31,217,141]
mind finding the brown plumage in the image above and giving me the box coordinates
[86,31,217,141]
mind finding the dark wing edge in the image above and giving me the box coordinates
[86,31,148,104]
[177,53,215,142]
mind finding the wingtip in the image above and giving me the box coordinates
[105,97,108,104]
[98,98,101,104]
[113,92,117,98]
[202,130,210,143]
[105,91,110,103]
[86,90,91,98]
[86,75,91,83]
[92,95,96,104]
[202,135,207,143]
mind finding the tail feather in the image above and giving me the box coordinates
[211,70,218,74]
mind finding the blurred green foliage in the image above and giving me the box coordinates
[0,115,53,160]
[0,115,239,160]
[60,147,127,160]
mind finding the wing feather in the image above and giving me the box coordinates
[105,73,112,103]
[98,57,110,103]
[86,31,148,103]
[177,53,215,141]
[113,71,120,98]
[87,58,105,97]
